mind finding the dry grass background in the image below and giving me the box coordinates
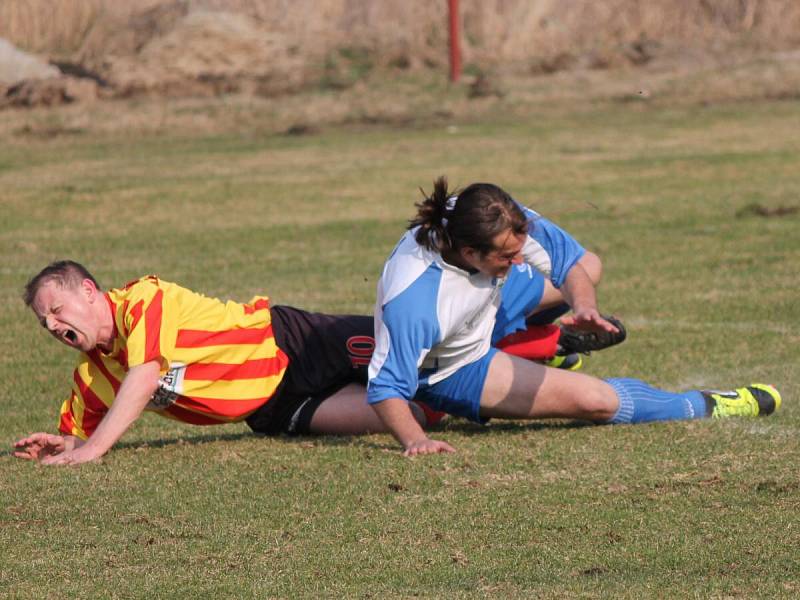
[4,1,800,60]
[2,1,800,84]
[1,1,799,134]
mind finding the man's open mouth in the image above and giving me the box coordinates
[64,330,77,343]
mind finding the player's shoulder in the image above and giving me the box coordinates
[120,274,194,293]
[516,201,541,218]
[380,231,442,306]
[110,275,194,306]
[115,274,160,293]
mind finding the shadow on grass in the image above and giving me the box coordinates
[4,418,597,458]
[293,418,597,452]
[109,431,256,452]
[441,418,594,435]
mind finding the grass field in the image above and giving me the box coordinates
[1,91,799,598]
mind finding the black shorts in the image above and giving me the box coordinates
[245,305,375,436]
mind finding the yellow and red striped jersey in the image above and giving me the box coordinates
[58,276,289,439]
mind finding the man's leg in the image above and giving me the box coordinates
[478,352,779,422]
[251,309,446,436]
[478,352,620,420]
[307,384,438,435]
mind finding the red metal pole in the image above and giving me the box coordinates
[448,0,461,82]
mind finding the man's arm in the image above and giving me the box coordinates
[369,265,453,456]
[558,261,619,333]
[371,397,455,457]
[521,211,617,331]
[40,360,161,465]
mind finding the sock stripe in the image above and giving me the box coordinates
[605,378,707,424]
[608,380,635,424]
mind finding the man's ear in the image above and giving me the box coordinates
[81,278,99,302]
[459,246,478,264]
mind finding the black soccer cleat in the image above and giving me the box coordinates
[557,315,627,356]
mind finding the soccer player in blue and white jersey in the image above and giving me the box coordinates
[367,177,781,456]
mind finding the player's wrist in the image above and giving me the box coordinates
[570,300,596,313]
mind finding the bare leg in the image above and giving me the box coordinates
[308,383,428,435]
[479,352,618,421]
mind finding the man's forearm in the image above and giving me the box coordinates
[561,262,599,314]
[80,361,161,457]
[371,397,429,449]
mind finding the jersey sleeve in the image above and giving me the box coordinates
[367,271,442,405]
[118,278,176,371]
[519,205,586,288]
[57,356,115,439]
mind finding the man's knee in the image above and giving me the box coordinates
[575,384,617,422]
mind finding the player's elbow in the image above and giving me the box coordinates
[127,361,163,399]
[579,251,603,286]
[140,371,162,397]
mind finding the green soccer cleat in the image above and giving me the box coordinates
[703,384,782,418]
[544,353,583,371]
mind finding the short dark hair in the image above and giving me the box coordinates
[23,260,100,307]
[409,176,529,255]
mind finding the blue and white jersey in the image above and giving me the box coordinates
[367,208,586,405]
[367,229,503,405]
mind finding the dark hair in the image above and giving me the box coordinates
[23,260,100,307]
[409,176,528,255]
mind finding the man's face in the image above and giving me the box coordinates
[31,279,101,352]
[461,229,526,279]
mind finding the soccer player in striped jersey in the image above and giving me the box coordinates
[367,177,781,456]
[13,261,444,465]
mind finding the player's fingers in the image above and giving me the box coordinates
[404,441,453,456]
[404,450,425,458]
[17,433,51,447]
[565,313,601,329]
[13,442,43,455]
[12,450,37,460]
[575,313,614,332]
[595,316,620,333]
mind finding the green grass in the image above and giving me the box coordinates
[1,96,799,598]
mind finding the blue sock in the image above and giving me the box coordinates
[605,378,708,424]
